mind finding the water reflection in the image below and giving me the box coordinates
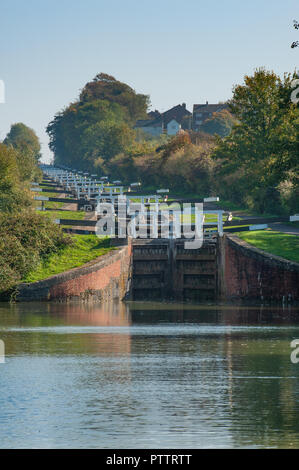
[0,301,298,448]
[1,301,131,356]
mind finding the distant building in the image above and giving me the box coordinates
[167,119,181,135]
[162,103,192,132]
[192,102,229,131]
[135,102,230,136]
[135,117,163,137]
[148,109,161,120]
[135,103,191,137]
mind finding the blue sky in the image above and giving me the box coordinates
[0,0,298,162]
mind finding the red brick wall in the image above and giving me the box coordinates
[223,235,299,302]
[17,243,132,302]
[49,258,122,299]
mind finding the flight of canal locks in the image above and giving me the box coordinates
[1,164,299,450]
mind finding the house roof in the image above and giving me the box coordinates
[135,103,191,130]
[135,119,152,127]
[135,117,163,128]
[148,110,161,119]
[193,103,229,114]
[135,119,153,128]
[162,103,191,126]
[144,117,163,128]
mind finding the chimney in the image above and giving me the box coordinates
[182,103,186,109]
[206,101,209,105]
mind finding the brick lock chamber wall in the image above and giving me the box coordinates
[16,244,132,302]
[14,235,299,304]
[221,235,299,303]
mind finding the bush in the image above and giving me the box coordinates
[0,210,72,294]
[278,175,299,214]
[0,143,33,213]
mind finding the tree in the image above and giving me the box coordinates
[213,68,299,213]
[0,141,72,294]
[201,109,237,137]
[80,73,150,123]
[4,123,42,182]
[46,74,148,170]
[47,100,128,168]
[4,123,41,160]
[0,210,71,294]
[161,141,216,193]
[0,143,33,212]
[157,132,192,165]
[47,100,137,170]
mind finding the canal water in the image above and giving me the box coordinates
[0,301,299,449]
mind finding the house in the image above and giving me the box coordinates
[135,103,192,137]
[167,119,181,135]
[148,109,161,120]
[135,116,163,137]
[192,102,229,131]
[162,103,192,132]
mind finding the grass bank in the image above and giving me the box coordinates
[33,190,65,209]
[40,210,85,220]
[235,230,299,263]
[23,235,114,282]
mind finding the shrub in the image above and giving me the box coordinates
[0,210,72,294]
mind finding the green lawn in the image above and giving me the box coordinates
[235,230,299,263]
[33,190,66,209]
[40,183,58,188]
[34,200,64,210]
[39,210,85,220]
[42,200,65,209]
[180,213,241,223]
[23,235,114,282]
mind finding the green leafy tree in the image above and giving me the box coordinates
[47,100,129,168]
[80,73,150,123]
[81,119,136,166]
[214,68,299,213]
[0,210,71,294]
[201,109,237,137]
[0,140,71,295]
[0,144,32,212]
[157,132,192,165]
[4,123,42,182]
[46,74,146,170]
[4,123,41,160]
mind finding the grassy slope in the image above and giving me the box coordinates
[236,230,299,263]
[180,213,241,223]
[23,235,114,283]
[33,190,65,209]
[33,189,84,219]
[40,210,85,220]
